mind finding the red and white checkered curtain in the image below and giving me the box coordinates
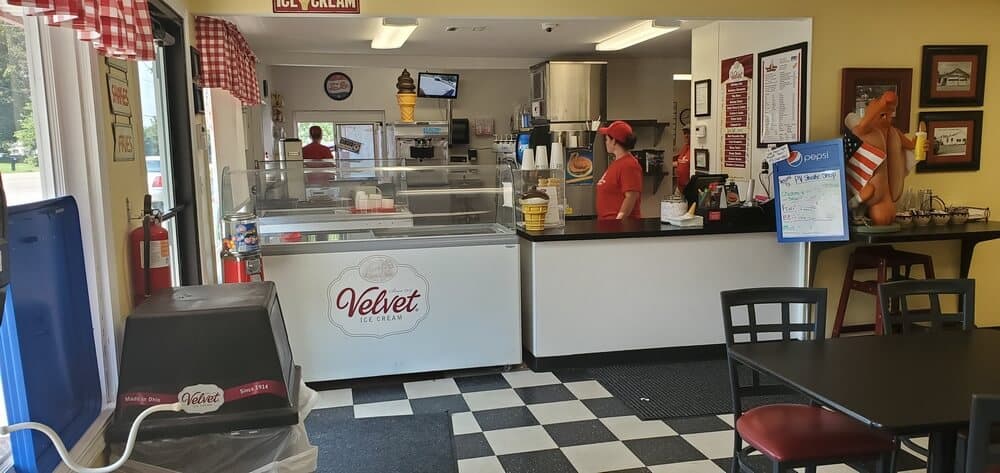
[196,16,260,106]
[4,0,155,60]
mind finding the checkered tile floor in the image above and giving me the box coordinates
[312,368,930,473]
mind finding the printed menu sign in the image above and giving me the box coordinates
[724,133,749,168]
[758,43,807,146]
[273,0,360,13]
[721,54,754,172]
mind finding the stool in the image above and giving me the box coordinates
[832,246,935,337]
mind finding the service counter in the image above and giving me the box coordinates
[518,218,806,366]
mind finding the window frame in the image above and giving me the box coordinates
[0,18,121,473]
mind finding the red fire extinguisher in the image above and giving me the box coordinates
[130,196,172,305]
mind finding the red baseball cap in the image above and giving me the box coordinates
[598,120,633,144]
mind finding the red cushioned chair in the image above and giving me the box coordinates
[965,395,1000,473]
[721,288,897,473]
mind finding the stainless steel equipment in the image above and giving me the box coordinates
[388,122,450,164]
[529,61,607,217]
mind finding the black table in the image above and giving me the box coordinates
[806,221,1000,286]
[728,330,1000,473]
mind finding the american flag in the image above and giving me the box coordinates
[843,131,886,205]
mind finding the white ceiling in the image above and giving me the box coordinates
[223,16,696,68]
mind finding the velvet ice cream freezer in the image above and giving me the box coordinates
[110,282,301,441]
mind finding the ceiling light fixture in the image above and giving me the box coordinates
[673,74,692,81]
[372,18,418,49]
[596,20,679,51]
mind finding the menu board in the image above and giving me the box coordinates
[771,138,850,243]
[758,42,808,147]
[721,54,753,175]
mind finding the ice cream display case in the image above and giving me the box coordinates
[220,163,522,382]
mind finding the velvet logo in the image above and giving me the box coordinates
[327,255,430,338]
[178,384,225,414]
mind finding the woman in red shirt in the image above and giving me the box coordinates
[596,121,643,220]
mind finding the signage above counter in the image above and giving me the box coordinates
[273,0,360,14]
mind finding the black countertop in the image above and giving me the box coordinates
[517,217,776,242]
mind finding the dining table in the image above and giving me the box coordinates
[728,329,1000,473]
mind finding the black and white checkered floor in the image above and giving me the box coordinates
[312,368,929,473]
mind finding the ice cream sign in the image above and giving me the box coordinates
[327,255,430,338]
[273,0,360,14]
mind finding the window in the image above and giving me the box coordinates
[0,15,61,470]
[0,18,44,207]
[296,121,335,149]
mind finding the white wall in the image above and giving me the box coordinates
[691,20,812,186]
[269,66,529,162]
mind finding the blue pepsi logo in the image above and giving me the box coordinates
[787,151,803,167]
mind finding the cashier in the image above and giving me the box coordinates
[596,121,642,220]
[303,126,333,160]
[303,126,333,186]
[674,128,691,193]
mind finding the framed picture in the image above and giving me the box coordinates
[694,79,711,117]
[190,47,202,86]
[840,68,913,132]
[920,45,988,107]
[917,111,983,172]
[694,148,710,172]
[757,42,808,148]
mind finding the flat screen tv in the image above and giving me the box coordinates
[418,72,460,99]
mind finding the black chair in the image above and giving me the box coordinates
[966,395,1000,473]
[878,279,975,335]
[721,287,896,473]
[878,279,976,461]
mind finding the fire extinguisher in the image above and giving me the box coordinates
[130,195,172,305]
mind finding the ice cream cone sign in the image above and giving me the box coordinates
[396,69,418,123]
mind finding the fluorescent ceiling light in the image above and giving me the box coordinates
[372,18,418,49]
[596,20,679,51]
[673,74,692,81]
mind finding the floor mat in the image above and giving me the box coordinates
[306,412,457,473]
[574,358,807,420]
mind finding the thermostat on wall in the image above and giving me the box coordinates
[694,125,707,138]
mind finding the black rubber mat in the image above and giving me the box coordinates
[307,413,457,473]
[574,358,807,420]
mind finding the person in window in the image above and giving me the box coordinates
[303,126,333,160]
[596,121,643,220]
[303,126,333,186]
[674,127,691,193]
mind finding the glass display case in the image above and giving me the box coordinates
[220,162,516,252]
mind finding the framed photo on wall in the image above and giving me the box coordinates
[917,111,983,173]
[757,42,808,148]
[920,45,988,107]
[694,148,710,172]
[694,79,711,117]
[840,68,913,132]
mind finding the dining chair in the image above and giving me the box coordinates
[721,287,896,473]
[878,278,975,461]
[877,279,975,335]
[966,395,1000,473]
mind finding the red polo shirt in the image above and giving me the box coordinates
[596,154,643,220]
[303,142,333,160]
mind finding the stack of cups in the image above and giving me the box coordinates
[521,148,536,171]
[535,146,549,170]
[550,142,565,171]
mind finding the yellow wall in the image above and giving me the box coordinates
[99,60,148,320]
[184,0,1000,327]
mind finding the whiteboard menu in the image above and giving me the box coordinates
[772,139,850,243]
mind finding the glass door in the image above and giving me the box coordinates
[138,49,181,285]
